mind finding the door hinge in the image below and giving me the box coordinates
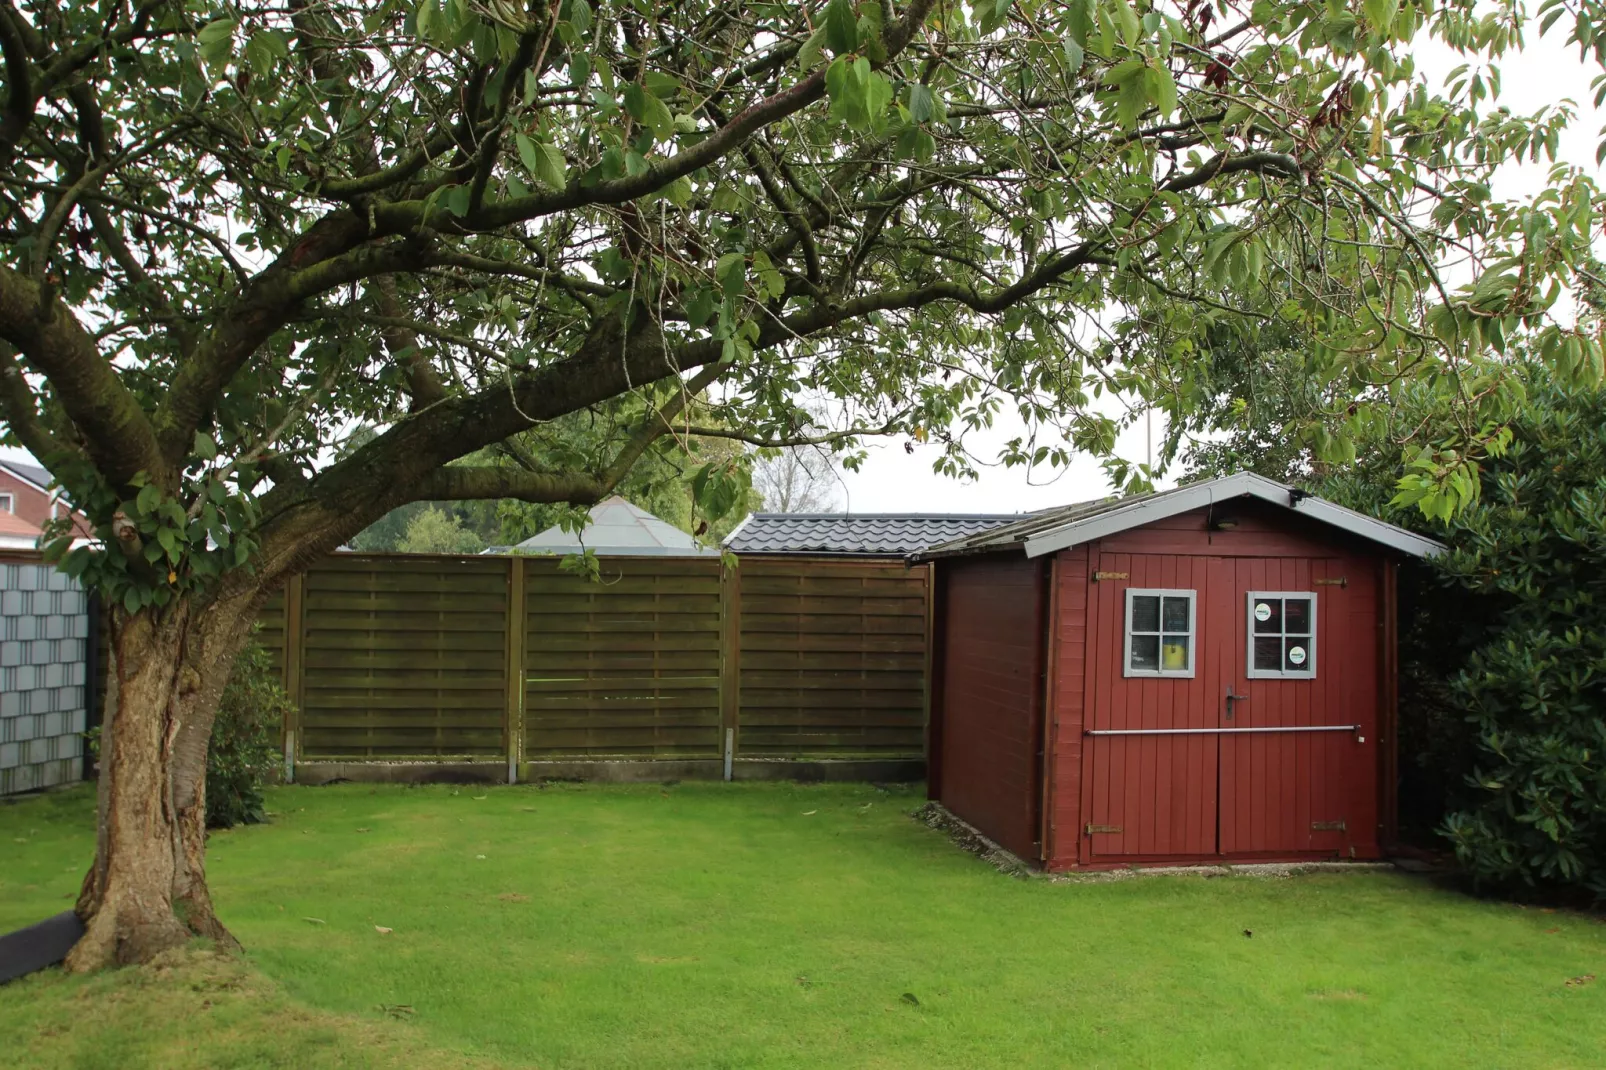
[1091,571,1129,582]
[1315,577,1348,587]
[1311,820,1347,832]
[1085,823,1122,835]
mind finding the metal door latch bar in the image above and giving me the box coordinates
[1311,820,1347,832]
[1091,571,1129,581]
[1085,725,1360,736]
[1085,824,1123,835]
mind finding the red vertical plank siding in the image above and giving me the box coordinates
[1044,546,1089,868]
[1029,500,1395,870]
[934,554,1045,860]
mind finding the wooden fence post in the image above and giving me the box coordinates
[282,572,305,782]
[719,558,741,779]
[505,555,527,784]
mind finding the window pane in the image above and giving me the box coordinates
[1161,635,1190,671]
[1252,598,1281,633]
[1131,595,1159,633]
[1253,636,1282,671]
[1285,639,1311,672]
[1283,598,1312,635]
[1130,634,1160,671]
[1161,596,1190,632]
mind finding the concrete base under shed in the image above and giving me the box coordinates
[291,758,924,786]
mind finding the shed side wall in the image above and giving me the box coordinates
[935,553,1043,859]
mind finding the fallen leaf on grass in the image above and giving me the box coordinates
[302,917,326,926]
[356,827,371,833]
[475,854,487,860]
[374,926,393,934]
[1545,928,1560,934]
[900,992,920,1006]
[472,795,487,801]
[497,893,531,903]
[1565,975,1595,988]
[378,1004,415,1019]
[802,810,818,816]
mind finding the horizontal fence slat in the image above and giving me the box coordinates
[269,553,930,766]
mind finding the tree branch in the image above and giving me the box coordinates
[0,265,164,485]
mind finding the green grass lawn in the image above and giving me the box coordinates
[3,781,1604,1068]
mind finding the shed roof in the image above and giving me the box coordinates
[913,472,1445,561]
[512,496,717,557]
[723,512,1022,556]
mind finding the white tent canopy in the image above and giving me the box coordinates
[511,496,718,557]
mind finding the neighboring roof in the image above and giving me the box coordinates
[0,511,41,550]
[723,512,1023,556]
[511,496,717,557]
[0,459,53,494]
[914,472,1446,561]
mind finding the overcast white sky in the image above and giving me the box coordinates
[3,21,1600,518]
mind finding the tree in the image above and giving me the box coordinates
[753,446,840,512]
[1,0,1603,970]
[395,505,486,553]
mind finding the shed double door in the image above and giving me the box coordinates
[1081,553,1369,862]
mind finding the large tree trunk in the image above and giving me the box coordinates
[65,594,256,972]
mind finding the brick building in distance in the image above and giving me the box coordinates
[0,458,92,543]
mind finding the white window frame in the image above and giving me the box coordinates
[0,493,11,513]
[1246,591,1318,680]
[1123,588,1197,679]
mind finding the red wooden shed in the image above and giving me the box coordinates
[917,473,1444,871]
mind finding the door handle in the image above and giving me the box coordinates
[1225,689,1249,720]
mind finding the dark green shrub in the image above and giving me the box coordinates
[1323,373,1606,895]
[207,633,295,829]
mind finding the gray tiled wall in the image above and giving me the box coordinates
[0,563,88,795]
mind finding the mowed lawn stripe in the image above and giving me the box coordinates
[2,782,1603,1069]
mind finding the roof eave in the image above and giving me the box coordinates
[1018,472,1445,560]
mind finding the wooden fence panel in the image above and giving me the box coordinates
[298,554,509,759]
[737,559,930,758]
[523,557,724,758]
[256,590,285,680]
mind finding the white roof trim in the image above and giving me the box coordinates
[720,511,755,548]
[1020,472,1445,560]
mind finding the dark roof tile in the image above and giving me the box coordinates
[724,513,1022,556]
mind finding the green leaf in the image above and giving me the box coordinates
[515,132,541,175]
[193,431,219,462]
[908,83,936,124]
[716,252,746,298]
[797,24,830,70]
[825,0,859,55]
[1113,0,1141,45]
[685,287,717,327]
[1063,37,1085,74]
[1144,63,1178,117]
[197,18,238,68]
[535,141,567,189]
[863,70,892,128]
[752,250,786,300]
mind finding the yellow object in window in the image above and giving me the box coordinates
[1162,641,1187,670]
